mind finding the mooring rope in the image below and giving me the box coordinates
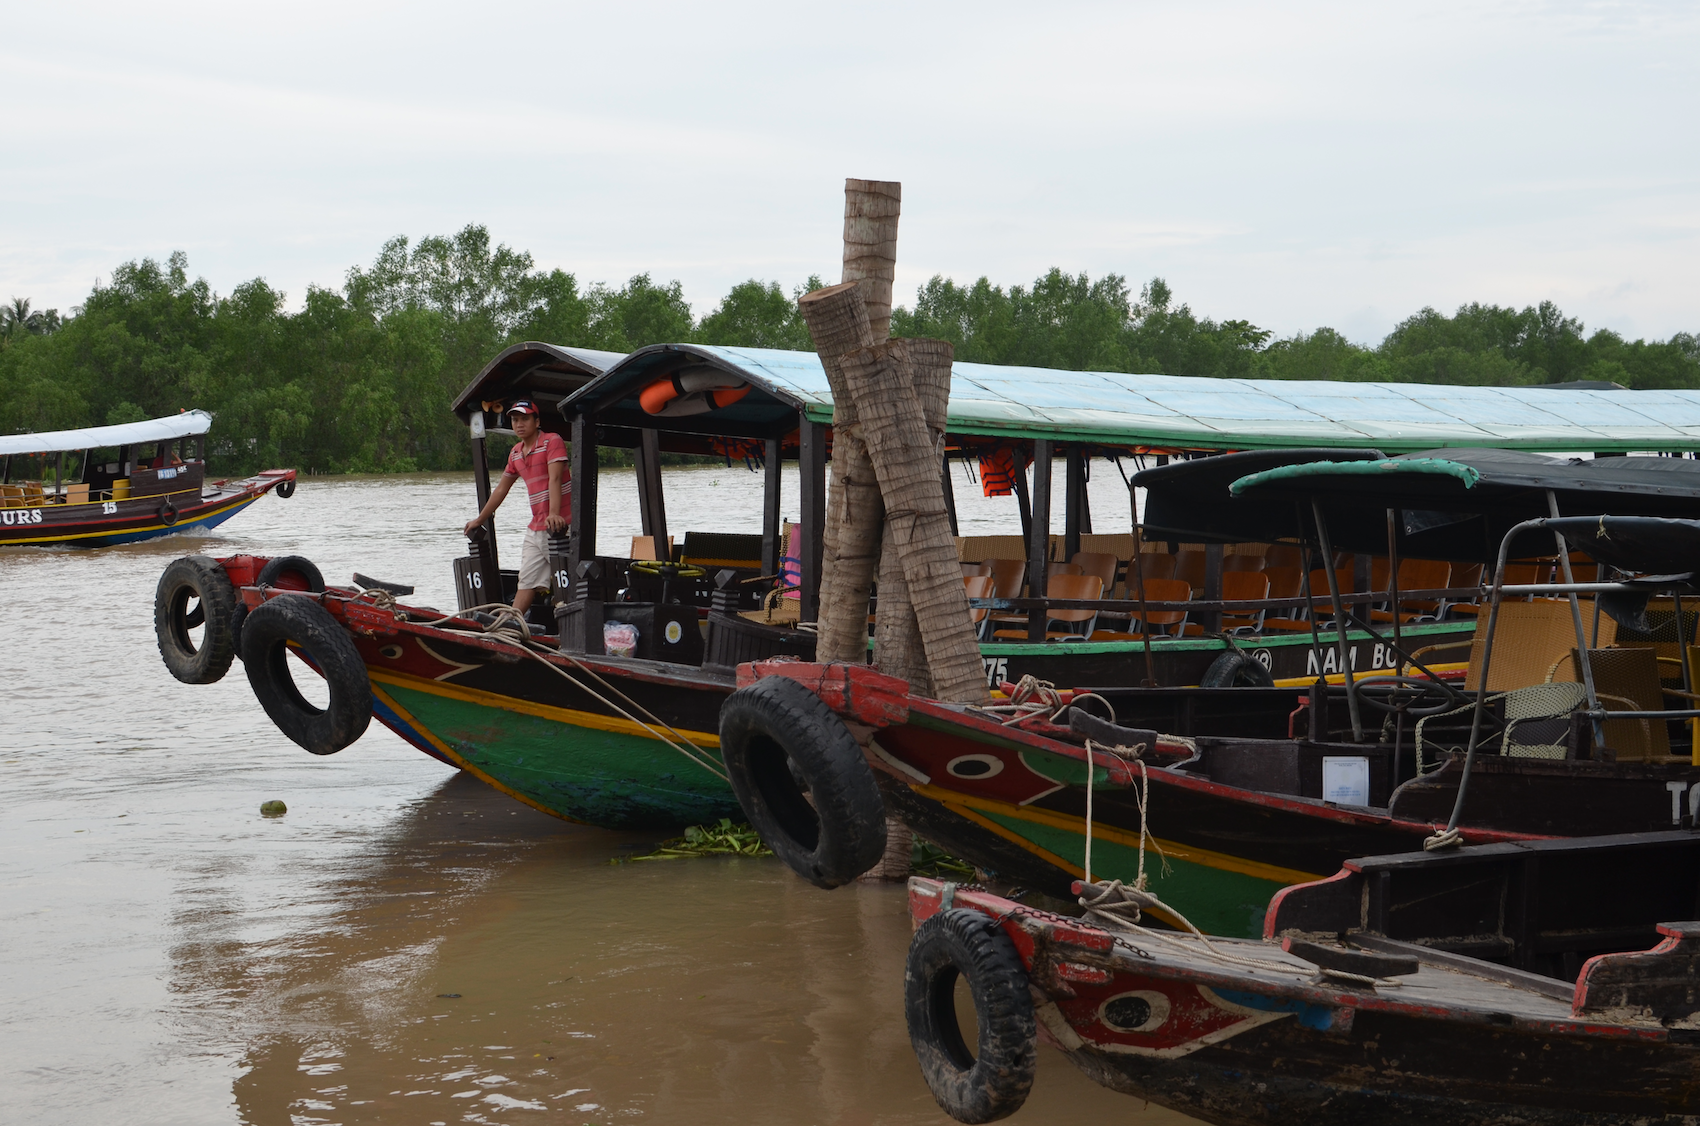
[362,595,728,782]
[1074,738,1401,985]
[974,674,1117,728]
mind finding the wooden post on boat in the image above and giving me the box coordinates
[871,339,953,696]
[799,281,880,661]
[841,338,988,704]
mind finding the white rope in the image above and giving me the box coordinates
[387,598,729,782]
[1074,737,1399,985]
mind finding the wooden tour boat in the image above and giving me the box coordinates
[1,410,296,548]
[721,454,1700,929]
[901,831,1700,1124]
[155,334,1700,842]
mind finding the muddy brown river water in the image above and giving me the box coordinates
[0,468,1195,1125]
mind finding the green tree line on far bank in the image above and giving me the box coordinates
[1,223,1695,476]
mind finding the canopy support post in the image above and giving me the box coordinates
[1027,439,1053,641]
[569,415,598,580]
[1547,491,1603,747]
[1064,445,1084,563]
[941,452,959,537]
[636,429,668,553]
[799,417,826,624]
[1202,543,1224,634]
[1313,499,1364,743]
[1012,451,1033,542]
[762,438,782,578]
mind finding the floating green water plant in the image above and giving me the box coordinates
[911,839,976,879]
[618,819,773,862]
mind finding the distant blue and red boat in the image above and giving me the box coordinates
[0,410,296,548]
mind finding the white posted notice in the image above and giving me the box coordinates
[1322,756,1371,805]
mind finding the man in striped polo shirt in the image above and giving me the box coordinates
[462,400,570,615]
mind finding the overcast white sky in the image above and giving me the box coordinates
[2,1,1696,345]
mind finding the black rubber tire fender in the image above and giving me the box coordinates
[155,555,239,685]
[158,497,179,526]
[256,554,326,593]
[276,478,296,499]
[905,908,1037,1124]
[240,595,371,755]
[1201,649,1274,688]
[717,675,887,888]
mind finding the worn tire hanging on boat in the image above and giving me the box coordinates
[275,478,296,499]
[1201,649,1274,689]
[157,497,179,526]
[717,675,887,888]
[240,595,371,755]
[905,907,1037,1124]
[256,554,326,593]
[155,555,239,685]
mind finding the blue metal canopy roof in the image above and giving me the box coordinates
[562,344,1700,454]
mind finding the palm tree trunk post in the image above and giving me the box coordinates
[798,282,881,664]
[841,338,987,705]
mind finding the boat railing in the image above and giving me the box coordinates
[968,585,1484,618]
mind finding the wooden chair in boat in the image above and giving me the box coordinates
[1221,570,1271,635]
[1450,562,1550,618]
[1173,549,1207,593]
[1099,576,1192,641]
[991,574,1103,642]
[21,481,44,506]
[963,574,995,639]
[630,535,675,562]
[1265,542,1304,570]
[1134,552,1177,581]
[1224,548,1267,572]
[985,558,1029,634]
[1073,551,1128,630]
[1045,561,1082,580]
[62,482,90,505]
[1259,566,1314,633]
[0,484,22,508]
[1071,552,1118,593]
[961,561,993,578]
[1371,558,1452,624]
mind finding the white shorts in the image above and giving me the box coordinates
[517,529,554,591]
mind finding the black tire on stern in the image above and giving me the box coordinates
[256,554,326,593]
[240,595,371,754]
[155,555,239,685]
[1201,649,1274,688]
[718,675,887,888]
[905,908,1037,1123]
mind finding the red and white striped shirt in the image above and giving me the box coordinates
[502,432,571,531]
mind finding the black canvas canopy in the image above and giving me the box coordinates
[1138,449,1700,562]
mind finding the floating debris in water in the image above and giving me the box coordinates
[615,819,772,862]
[437,992,461,998]
[260,800,287,817]
[911,839,976,879]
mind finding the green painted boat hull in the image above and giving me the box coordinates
[378,679,740,830]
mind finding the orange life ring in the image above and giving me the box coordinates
[640,370,752,417]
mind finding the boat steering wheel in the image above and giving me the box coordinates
[629,560,707,579]
[1348,675,1464,717]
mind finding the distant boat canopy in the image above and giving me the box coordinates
[0,410,213,456]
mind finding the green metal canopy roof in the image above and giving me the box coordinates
[563,344,1700,453]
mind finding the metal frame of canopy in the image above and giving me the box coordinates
[1436,514,1700,847]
